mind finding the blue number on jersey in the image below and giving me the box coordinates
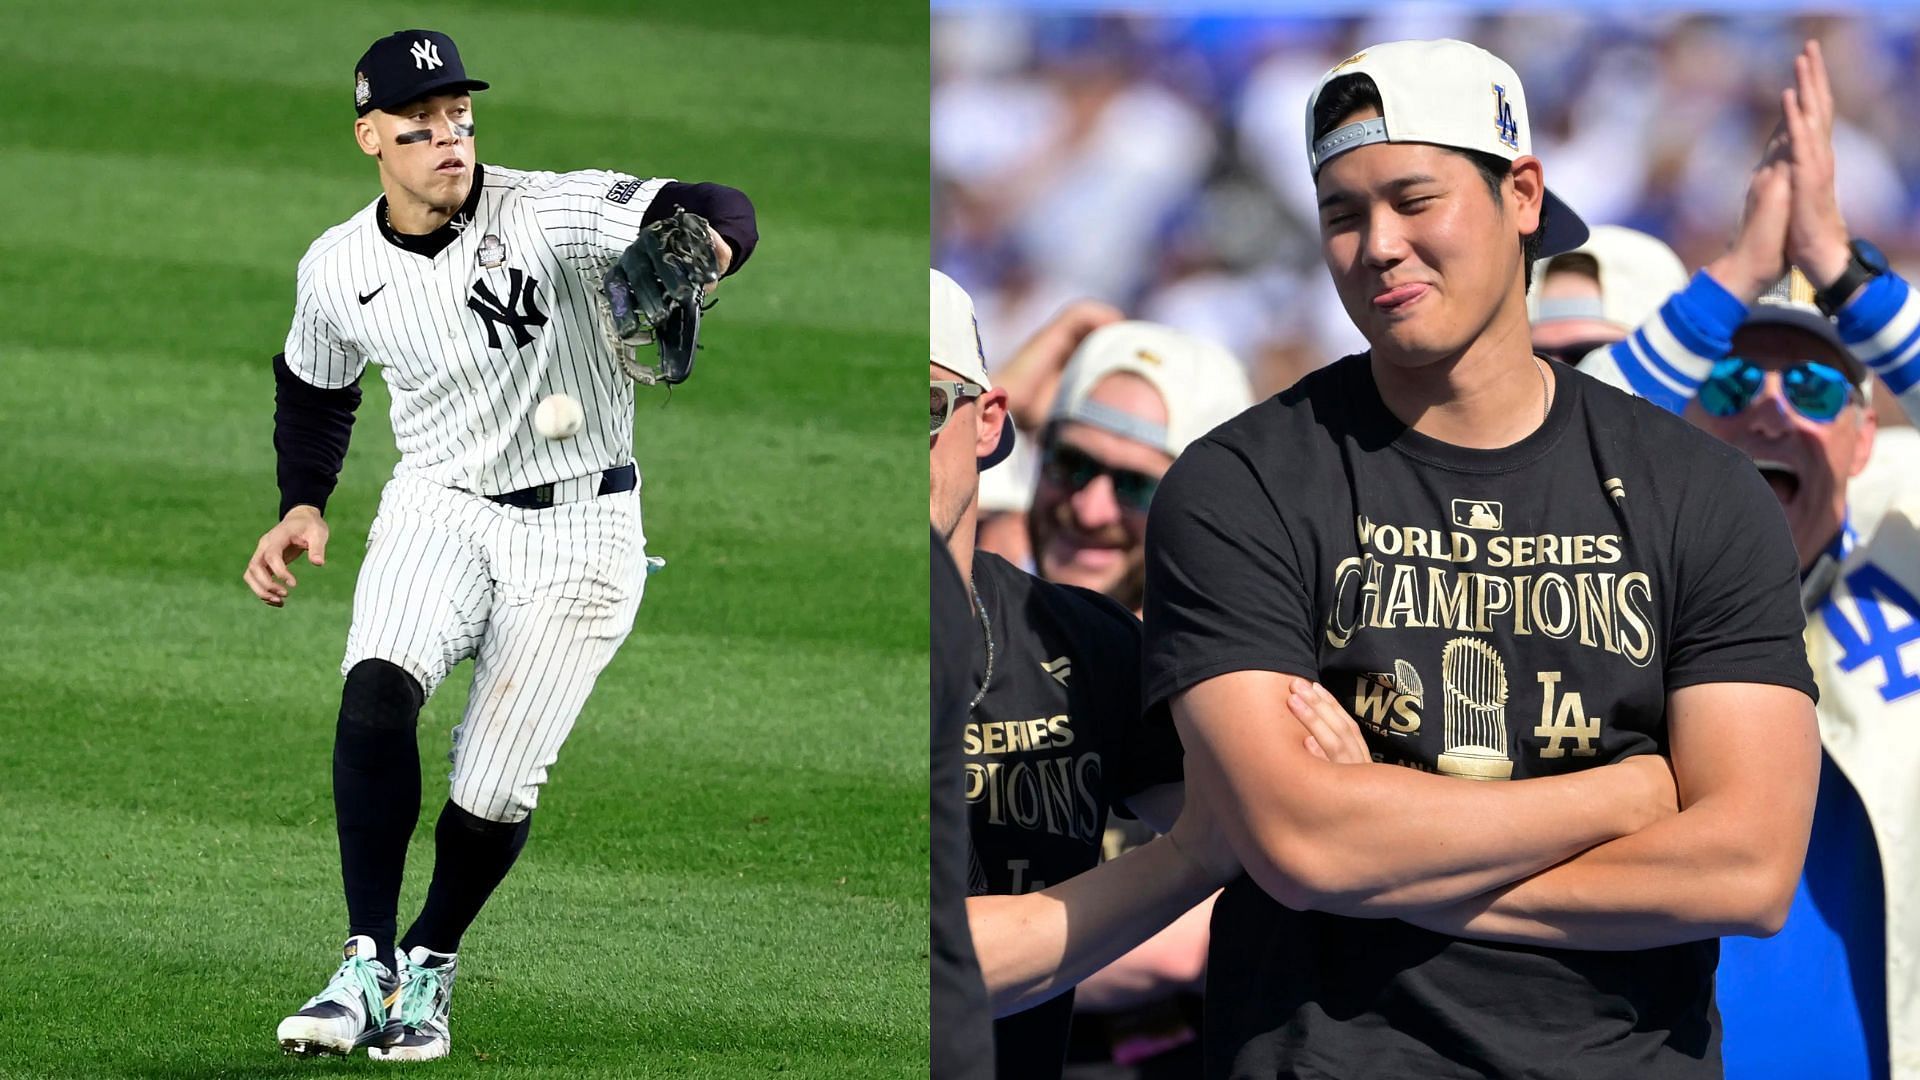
[1821,562,1920,702]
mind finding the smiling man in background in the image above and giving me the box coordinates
[1027,322,1252,615]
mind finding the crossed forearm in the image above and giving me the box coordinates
[1397,685,1819,949]
[967,835,1221,1018]
[1398,797,1792,949]
[1234,759,1668,917]
[1177,676,1672,918]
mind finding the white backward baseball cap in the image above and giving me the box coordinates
[1305,39,1590,258]
[930,268,1015,469]
[1048,321,1255,458]
[1529,225,1689,333]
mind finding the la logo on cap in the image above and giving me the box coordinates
[1493,84,1518,149]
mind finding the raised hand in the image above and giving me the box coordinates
[1706,122,1792,305]
[1782,39,1853,291]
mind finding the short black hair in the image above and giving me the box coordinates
[1311,73,1544,290]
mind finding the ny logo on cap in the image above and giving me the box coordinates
[411,38,443,70]
[1492,84,1519,150]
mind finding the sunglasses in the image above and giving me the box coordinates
[1698,358,1857,423]
[931,379,985,436]
[1041,442,1161,514]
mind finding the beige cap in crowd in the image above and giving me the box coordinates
[1048,321,1255,458]
[1529,224,1688,334]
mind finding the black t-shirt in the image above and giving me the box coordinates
[1141,356,1815,1079]
[933,529,995,1080]
[966,551,1187,1080]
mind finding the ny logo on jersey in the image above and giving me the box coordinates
[411,39,443,70]
[468,268,548,350]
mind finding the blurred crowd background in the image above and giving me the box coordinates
[933,5,1920,398]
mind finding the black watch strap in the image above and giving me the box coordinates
[1815,239,1887,316]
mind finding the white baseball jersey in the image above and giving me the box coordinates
[288,162,678,824]
[285,164,672,495]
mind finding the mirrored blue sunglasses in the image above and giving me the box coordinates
[1697,358,1855,423]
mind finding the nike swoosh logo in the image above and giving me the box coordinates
[358,285,387,305]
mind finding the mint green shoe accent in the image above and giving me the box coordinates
[395,957,449,1027]
[277,935,399,1057]
[368,947,457,1062]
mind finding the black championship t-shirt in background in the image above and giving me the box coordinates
[1141,356,1815,1080]
[933,529,995,1080]
[966,551,1187,1080]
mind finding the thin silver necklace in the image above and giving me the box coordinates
[1534,357,1552,424]
[968,577,994,712]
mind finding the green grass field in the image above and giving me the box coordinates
[0,2,927,1076]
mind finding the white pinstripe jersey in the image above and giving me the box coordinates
[285,164,673,496]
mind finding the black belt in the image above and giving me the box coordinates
[486,463,636,510]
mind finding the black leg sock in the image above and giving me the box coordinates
[399,800,532,957]
[334,659,425,973]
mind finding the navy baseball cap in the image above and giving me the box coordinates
[1739,304,1867,387]
[354,30,489,117]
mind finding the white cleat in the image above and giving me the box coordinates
[276,934,400,1057]
[368,946,458,1062]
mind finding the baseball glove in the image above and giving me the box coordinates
[600,208,722,385]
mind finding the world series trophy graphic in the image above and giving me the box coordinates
[1437,637,1514,780]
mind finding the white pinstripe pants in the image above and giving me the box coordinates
[341,473,647,822]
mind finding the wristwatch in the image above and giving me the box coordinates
[1814,237,1889,316]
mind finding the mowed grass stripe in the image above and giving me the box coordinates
[0,581,926,780]
[0,70,925,242]
[2,321,916,440]
[0,142,927,273]
[0,2,926,145]
[0,467,925,650]
[4,846,923,1078]
[2,337,914,467]
[2,335,922,651]
[1,195,921,342]
[0,637,926,791]
[5,746,925,896]
[0,457,923,650]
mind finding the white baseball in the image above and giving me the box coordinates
[534,393,584,440]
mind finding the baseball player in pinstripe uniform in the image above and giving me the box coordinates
[241,30,756,1061]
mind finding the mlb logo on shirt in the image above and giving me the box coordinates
[1451,499,1503,531]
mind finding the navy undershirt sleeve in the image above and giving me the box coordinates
[643,181,759,275]
[272,352,361,518]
